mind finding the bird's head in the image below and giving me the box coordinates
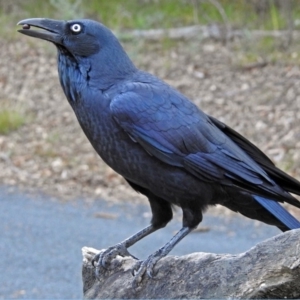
[17,18,136,90]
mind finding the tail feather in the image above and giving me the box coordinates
[254,195,300,230]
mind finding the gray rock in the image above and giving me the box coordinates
[82,229,300,299]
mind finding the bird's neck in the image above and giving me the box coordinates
[86,44,137,90]
[57,43,137,99]
[57,51,86,104]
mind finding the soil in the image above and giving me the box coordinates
[0,35,299,216]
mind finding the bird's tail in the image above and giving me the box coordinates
[254,195,300,231]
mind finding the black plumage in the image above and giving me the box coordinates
[18,18,300,285]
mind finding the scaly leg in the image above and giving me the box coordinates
[92,224,159,274]
[92,193,173,278]
[131,202,204,288]
[132,226,193,288]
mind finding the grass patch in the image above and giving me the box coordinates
[2,0,300,33]
[3,0,300,65]
[232,32,300,67]
[0,107,26,135]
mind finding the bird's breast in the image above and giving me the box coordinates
[71,95,141,173]
[56,57,217,202]
[68,88,221,205]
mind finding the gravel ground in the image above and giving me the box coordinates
[0,35,300,212]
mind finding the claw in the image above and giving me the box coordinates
[92,243,139,280]
[99,247,119,268]
[146,267,154,279]
[131,254,158,287]
[132,265,144,290]
[91,255,98,267]
[131,247,166,287]
[132,260,147,288]
[132,260,142,276]
[91,249,105,267]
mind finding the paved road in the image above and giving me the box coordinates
[0,185,279,299]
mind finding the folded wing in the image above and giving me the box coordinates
[111,81,300,206]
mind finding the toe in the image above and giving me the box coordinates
[91,254,99,267]
[91,250,104,267]
[99,248,116,268]
[132,260,147,288]
[146,267,154,279]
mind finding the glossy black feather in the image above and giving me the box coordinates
[18,19,300,272]
[111,81,300,209]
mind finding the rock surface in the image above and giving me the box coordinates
[82,229,300,299]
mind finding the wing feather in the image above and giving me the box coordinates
[110,82,294,201]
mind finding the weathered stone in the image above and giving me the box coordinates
[82,229,300,299]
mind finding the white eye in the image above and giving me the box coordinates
[70,23,82,33]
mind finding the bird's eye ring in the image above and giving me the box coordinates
[70,24,82,33]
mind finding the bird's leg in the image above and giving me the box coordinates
[92,224,158,273]
[92,194,173,277]
[132,226,193,288]
[132,203,203,288]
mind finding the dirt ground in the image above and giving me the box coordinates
[0,34,299,215]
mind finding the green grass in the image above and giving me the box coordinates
[3,0,300,33]
[2,0,300,64]
[0,107,26,135]
[232,32,300,66]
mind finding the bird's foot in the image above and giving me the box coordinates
[132,248,165,289]
[92,243,138,278]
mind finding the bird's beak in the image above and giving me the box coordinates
[17,18,65,45]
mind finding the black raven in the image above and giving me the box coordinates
[18,18,300,286]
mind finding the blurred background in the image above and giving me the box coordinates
[0,0,300,298]
[0,0,299,201]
